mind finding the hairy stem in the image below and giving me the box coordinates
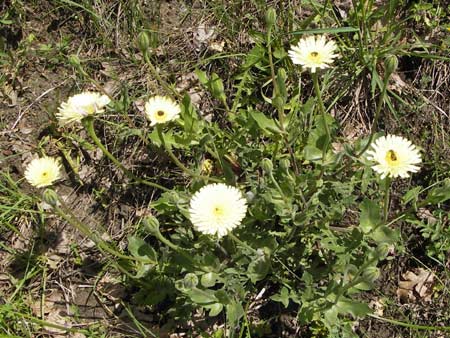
[83,117,170,192]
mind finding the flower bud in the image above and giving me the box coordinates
[279,158,290,171]
[137,31,150,53]
[183,273,199,289]
[265,7,277,28]
[261,158,273,174]
[276,68,287,99]
[143,215,160,235]
[42,189,59,207]
[384,55,398,76]
[68,54,81,68]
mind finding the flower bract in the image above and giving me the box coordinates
[144,96,181,126]
[24,157,62,188]
[366,135,421,179]
[288,35,338,73]
[189,183,248,238]
[57,92,111,125]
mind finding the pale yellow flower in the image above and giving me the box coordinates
[366,135,421,179]
[144,96,181,126]
[288,35,338,73]
[24,157,62,188]
[57,92,111,124]
[189,183,247,238]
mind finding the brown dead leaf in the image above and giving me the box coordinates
[369,298,385,316]
[417,208,438,225]
[397,268,435,302]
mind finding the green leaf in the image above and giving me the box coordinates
[148,129,177,148]
[371,225,399,244]
[206,303,223,316]
[336,298,372,317]
[359,199,382,233]
[186,288,218,304]
[425,179,450,204]
[270,287,290,308]
[215,289,231,305]
[249,109,281,135]
[247,254,271,283]
[303,145,323,161]
[243,45,266,68]
[226,300,244,326]
[195,69,209,85]
[402,186,422,205]
[201,272,218,288]
[127,236,157,262]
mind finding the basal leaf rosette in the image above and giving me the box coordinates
[144,96,181,126]
[189,183,248,238]
[366,135,421,179]
[288,35,338,73]
[57,92,111,125]
[24,156,62,188]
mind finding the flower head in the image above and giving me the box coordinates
[24,157,62,188]
[189,183,247,238]
[366,135,421,179]
[288,35,338,73]
[144,96,181,126]
[57,92,111,125]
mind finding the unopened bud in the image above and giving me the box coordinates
[68,54,81,68]
[265,7,277,28]
[137,31,150,53]
[261,158,273,174]
[143,215,160,235]
[277,68,287,98]
[384,55,398,76]
[279,158,290,171]
[42,189,59,207]
[183,273,198,289]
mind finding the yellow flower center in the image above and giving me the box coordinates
[307,51,321,62]
[212,205,225,218]
[155,110,167,122]
[385,150,399,166]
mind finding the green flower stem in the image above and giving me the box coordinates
[266,26,300,176]
[312,72,332,169]
[150,225,207,272]
[50,194,156,265]
[82,117,170,192]
[156,126,223,183]
[383,176,391,222]
[143,52,181,100]
[356,75,390,157]
[11,310,90,334]
[368,314,450,332]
